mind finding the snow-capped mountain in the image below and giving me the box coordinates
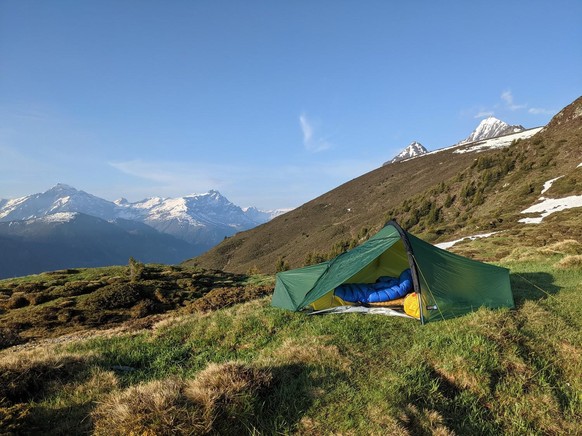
[384,141,428,165]
[460,116,525,144]
[115,190,265,247]
[0,184,118,222]
[0,185,287,276]
[0,185,279,249]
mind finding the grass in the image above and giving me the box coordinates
[1,244,581,434]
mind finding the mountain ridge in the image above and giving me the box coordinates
[385,116,526,166]
[188,96,582,274]
[0,186,285,248]
[0,186,289,278]
[0,212,197,278]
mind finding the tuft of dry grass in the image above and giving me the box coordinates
[539,239,582,255]
[92,378,200,436]
[0,399,30,434]
[92,361,274,435]
[555,254,582,269]
[184,361,273,433]
[0,349,92,404]
[399,404,454,436]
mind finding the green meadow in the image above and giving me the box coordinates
[1,246,580,435]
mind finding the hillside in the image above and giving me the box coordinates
[187,96,582,274]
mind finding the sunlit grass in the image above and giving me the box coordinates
[1,252,581,434]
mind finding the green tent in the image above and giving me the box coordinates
[272,221,514,323]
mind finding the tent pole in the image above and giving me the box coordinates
[417,283,426,325]
[387,220,425,324]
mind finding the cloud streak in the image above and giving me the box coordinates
[528,107,554,115]
[299,113,332,152]
[469,90,554,119]
[501,90,527,111]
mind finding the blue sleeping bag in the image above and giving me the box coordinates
[334,269,413,304]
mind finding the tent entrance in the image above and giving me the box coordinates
[306,239,417,316]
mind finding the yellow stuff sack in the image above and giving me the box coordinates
[403,292,421,319]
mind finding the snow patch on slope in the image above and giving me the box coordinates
[37,212,79,223]
[435,232,499,250]
[519,196,582,224]
[453,127,543,154]
[519,175,582,224]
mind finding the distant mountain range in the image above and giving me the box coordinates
[385,116,526,165]
[0,186,289,278]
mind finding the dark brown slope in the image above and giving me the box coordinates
[185,147,481,273]
[186,96,582,274]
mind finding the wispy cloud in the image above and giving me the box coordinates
[468,90,554,119]
[299,113,332,152]
[474,110,495,118]
[501,90,527,111]
[528,107,554,115]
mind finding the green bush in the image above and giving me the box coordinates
[82,283,143,311]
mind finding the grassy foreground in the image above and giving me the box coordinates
[1,250,581,434]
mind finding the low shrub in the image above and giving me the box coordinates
[25,292,52,306]
[6,294,29,309]
[81,283,143,311]
[61,280,102,297]
[0,327,23,349]
[130,299,158,318]
[188,285,272,313]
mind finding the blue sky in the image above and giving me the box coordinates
[1,1,581,210]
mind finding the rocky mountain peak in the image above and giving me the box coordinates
[384,141,428,165]
[461,116,525,144]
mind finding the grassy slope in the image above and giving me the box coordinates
[187,96,582,274]
[1,246,581,434]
